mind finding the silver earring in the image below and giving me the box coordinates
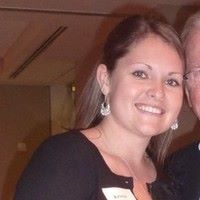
[100,97,110,116]
[171,119,178,130]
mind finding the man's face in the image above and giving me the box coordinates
[185,29,200,119]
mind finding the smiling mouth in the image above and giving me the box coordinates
[135,103,164,115]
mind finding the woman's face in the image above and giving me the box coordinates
[103,34,184,137]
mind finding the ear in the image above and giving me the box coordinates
[96,64,110,95]
[185,86,192,107]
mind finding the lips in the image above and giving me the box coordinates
[135,103,165,115]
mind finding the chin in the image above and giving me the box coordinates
[139,128,164,137]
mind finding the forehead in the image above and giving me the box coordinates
[115,34,183,74]
[130,34,181,63]
[186,29,200,70]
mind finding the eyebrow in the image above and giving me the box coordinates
[134,62,183,76]
[187,65,200,70]
[191,66,200,70]
[186,66,200,73]
[168,72,183,76]
[134,62,152,70]
[145,64,153,70]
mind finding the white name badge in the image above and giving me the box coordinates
[102,187,137,200]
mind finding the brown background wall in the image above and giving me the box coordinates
[0,85,51,200]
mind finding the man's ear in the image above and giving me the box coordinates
[96,64,110,95]
[185,86,192,107]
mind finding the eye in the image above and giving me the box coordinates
[132,70,148,79]
[166,79,180,87]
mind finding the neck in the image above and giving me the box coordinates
[95,123,156,183]
[96,121,151,165]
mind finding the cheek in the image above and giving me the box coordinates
[170,90,183,113]
[109,84,130,104]
[109,81,137,109]
[190,88,200,108]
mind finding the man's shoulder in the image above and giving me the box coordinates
[172,141,200,159]
[165,142,200,199]
[166,141,200,168]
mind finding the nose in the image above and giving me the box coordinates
[146,82,165,100]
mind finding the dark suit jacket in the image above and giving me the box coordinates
[166,142,200,200]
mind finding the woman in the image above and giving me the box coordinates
[14,14,184,200]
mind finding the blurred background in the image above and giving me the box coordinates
[0,0,200,199]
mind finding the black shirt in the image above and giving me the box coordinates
[14,130,179,200]
[165,142,200,200]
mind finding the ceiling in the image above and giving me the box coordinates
[0,0,198,86]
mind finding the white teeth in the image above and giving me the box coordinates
[138,105,162,114]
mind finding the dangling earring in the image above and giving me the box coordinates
[100,96,110,116]
[171,119,178,130]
